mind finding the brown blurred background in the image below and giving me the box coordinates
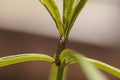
[0,29,120,80]
[0,0,120,80]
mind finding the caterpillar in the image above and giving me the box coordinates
[55,36,68,66]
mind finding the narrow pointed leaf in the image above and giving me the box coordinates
[63,0,75,30]
[39,0,64,35]
[86,58,120,78]
[49,64,58,80]
[69,0,88,28]
[63,0,88,36]
[0,53,54,67]
[61,49,108,80]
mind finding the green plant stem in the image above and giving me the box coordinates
[56,65,65,80]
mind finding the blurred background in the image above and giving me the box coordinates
[0,0,120,80]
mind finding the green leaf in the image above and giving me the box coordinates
[63,0,75,30]
[0,53,54,67]
[61,49,108,80]
[49,64,58,80]
[63,0,88,36]
[86,58,120,78]
[39,0,64,36]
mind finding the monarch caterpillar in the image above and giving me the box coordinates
[55,35,68,66]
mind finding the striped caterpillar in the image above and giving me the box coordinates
[55,35,68,66]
